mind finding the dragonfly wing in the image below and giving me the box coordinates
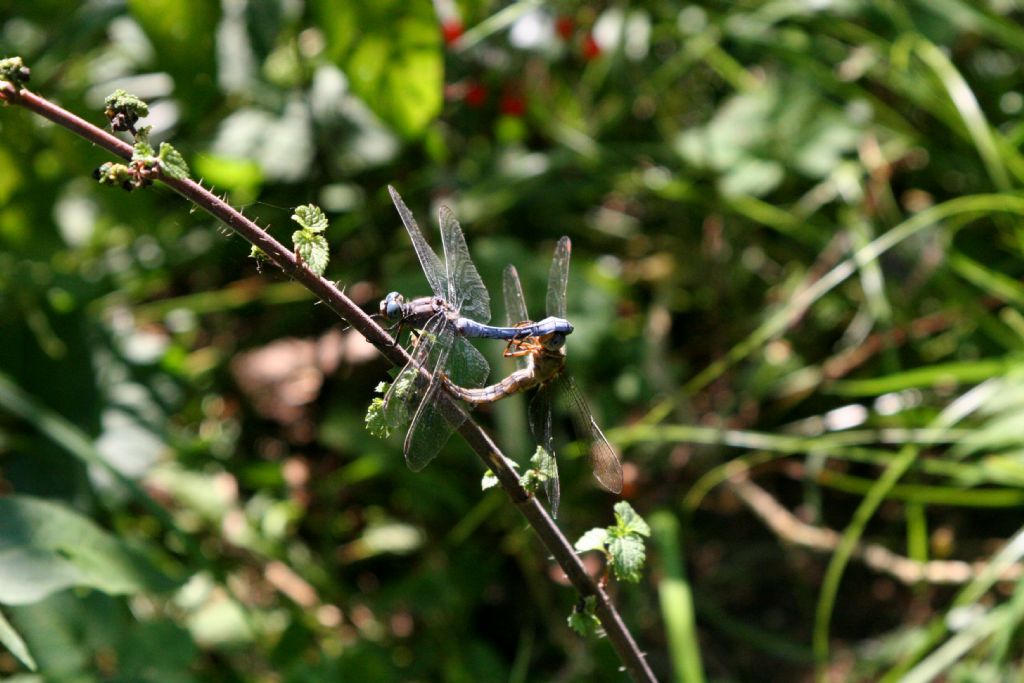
[381,313,441,427]
[529,384,560,517]
[389,186,447,299]
[403,322,463,470]
[503,265,530,326]
[404,374,466,471]
[439,205,490,324]
[503,265,531,371]
[557,373,623,494]
[546,236,571,319]
[448,336,490,389]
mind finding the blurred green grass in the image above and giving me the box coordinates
[4,1,1024,681]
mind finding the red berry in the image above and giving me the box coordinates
[556,16,574,41]
[500,93,525,117]
[442,19,463,46]
[581,33,601,60]
[465,82,488,108]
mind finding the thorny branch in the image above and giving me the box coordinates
[0,78,657,682]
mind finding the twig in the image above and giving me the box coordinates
[727,470,1024,585]
[0,78,657,682]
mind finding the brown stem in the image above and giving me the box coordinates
[728,470,1024,585]
[1,79,657,682]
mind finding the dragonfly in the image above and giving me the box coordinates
[380,186,572,471]
[444,236,623,515]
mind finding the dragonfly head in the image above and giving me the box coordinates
[380,291,406,321]
[538,331,568,353]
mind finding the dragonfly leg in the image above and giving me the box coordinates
[503,336,543,358]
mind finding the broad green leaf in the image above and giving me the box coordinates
[0,607,36,671]
[292,230,329,276]
[608,534,646,583]
[614,501,651,537]
[0,496,177,605]
[574,528,609,553]
[315,0,442,138]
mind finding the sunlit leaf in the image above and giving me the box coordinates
[158,143,190,180]
[0,608,36,671]
[292,230,329,276]
[291,204,329,233]
[607,534,646,584]
[567,596,600,637]
[0,496,177,605]
[315,0,442,137]
[613,501,651,537]
[574,528,609,554]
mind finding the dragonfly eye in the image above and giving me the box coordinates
[382,292,404,320]
[543,332,567,350]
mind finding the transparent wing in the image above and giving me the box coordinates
[403,321,458,470]
[556,373,623,494]
[439,205,490,324]
[503,265,531,371]
[389,186,447,299]
[503,265,530,325]
[447,336,491,389]
[381,312,442,427]
[546,236,571,319]
[403,330,490,471]
[529,385,560,517]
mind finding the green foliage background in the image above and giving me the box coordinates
[4,1,1024,680]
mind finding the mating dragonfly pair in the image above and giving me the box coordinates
[378,186,623,516]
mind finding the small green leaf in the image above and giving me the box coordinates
[608,534,646,583]
[520,468,541,493]
[104,89,149,116]
[390,368,417,403]
[158,142,190,180]
[292,229,329,276]
[365,396,389,438]
[567,596,600,637]
[103,88,149,118]
[530,446,558,481]
[0,608,36,671]
[292,204,329,233]
[132,139,156,161]
[93,162,133,187]
[574,528,610,553]
[0,495,178,605]
[481,470,499,490]
[0,57,31,88]
[614,501,651,537]
[366,373,416,440]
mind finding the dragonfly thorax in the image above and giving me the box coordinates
[530,340,567,383]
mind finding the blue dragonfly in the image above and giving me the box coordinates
[444,237,623,515]
[380,187,572,470]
